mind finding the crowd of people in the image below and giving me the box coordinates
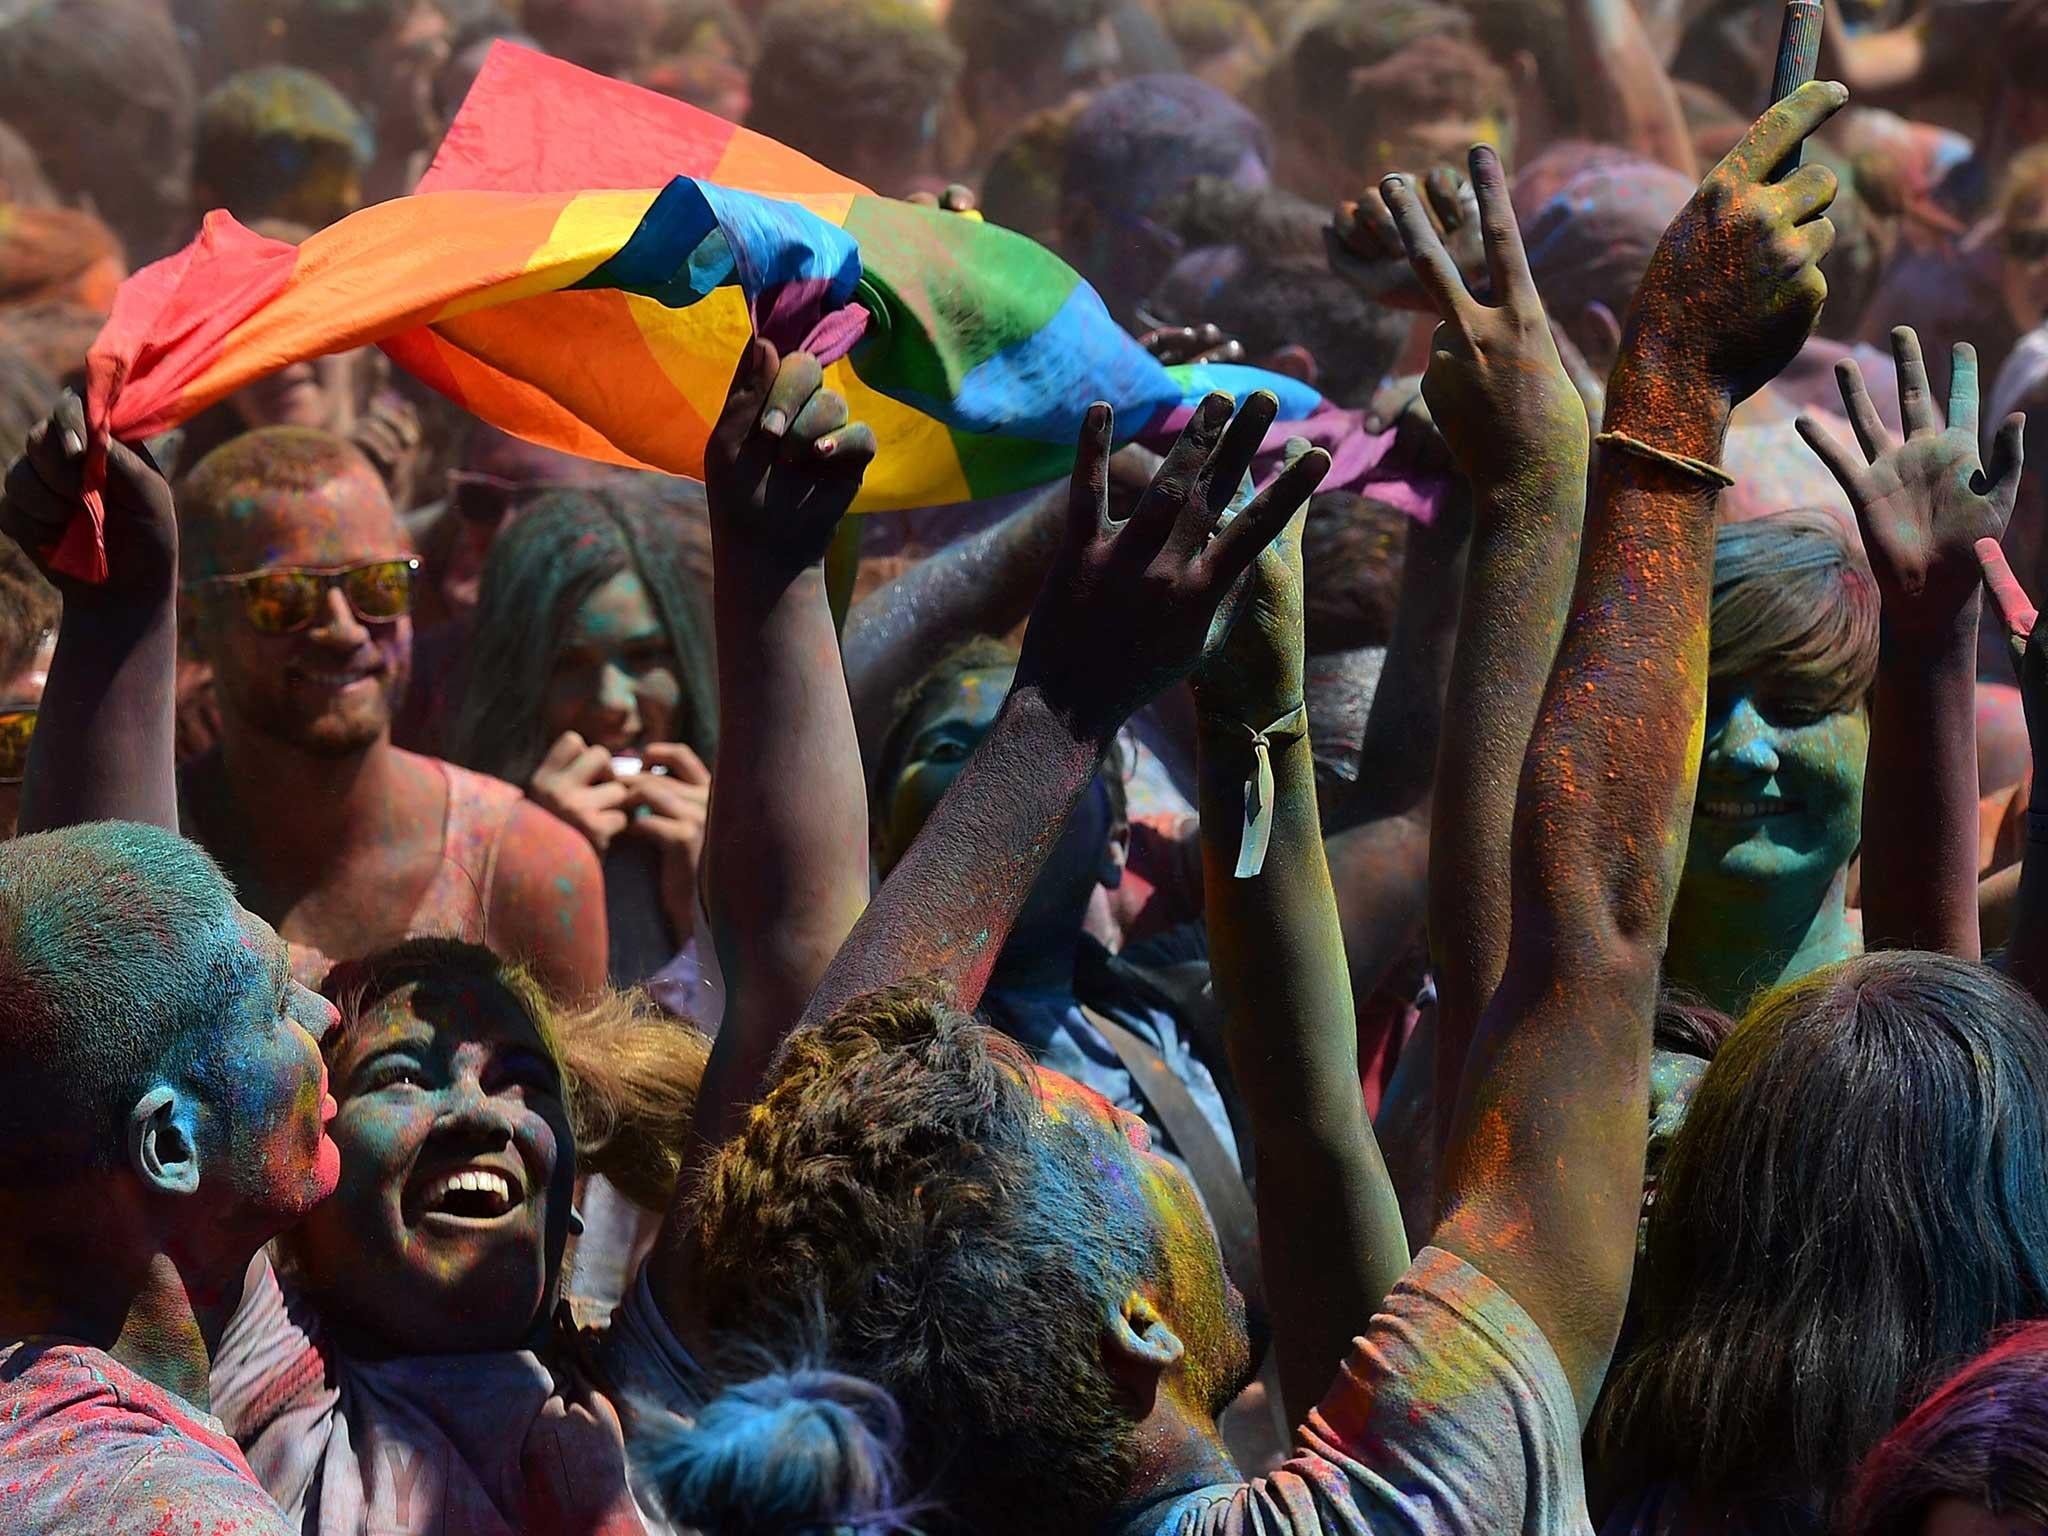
[6,0,2048,1532]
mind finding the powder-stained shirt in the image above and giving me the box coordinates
[0,1339,294,1535]
[1124,1248,1592,1536]
[210,1254,684,1535]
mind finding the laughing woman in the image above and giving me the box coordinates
[1663,509,1880,1018]
[208,939,708,1534]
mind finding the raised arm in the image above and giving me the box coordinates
[1797,328,2025,959]
[1192,487,1408,1425]
[842,483,1066,763]
[800,392,1331,1028]
[1376,148,1594,1159]
[1430,83,1847,1421]
[1563,0,1697,178]
[685,340,878,1160]
[1977,541,2048,1003]
[0,392,180,833]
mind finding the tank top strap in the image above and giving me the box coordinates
[409,756,526,944]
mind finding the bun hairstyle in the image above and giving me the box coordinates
[634,1369,922,1535]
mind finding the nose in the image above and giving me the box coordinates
[593,660,641,726]
[287,981,339,1045]
[436,1073,516,1144]
[308,584,368,646]
[1710,697,1780,777]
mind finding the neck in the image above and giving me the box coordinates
[1108,1392,1240,1534]
[1665,863,1856,1018]
[210,721,410,869]
[0,1195,244,1412]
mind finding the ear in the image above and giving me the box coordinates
[1575,301,1624,376]
[1258,345,1319,387]
[128,1085,202,1198]
[1101,1290,1186,1417]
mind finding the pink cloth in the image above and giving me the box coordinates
[0,1340,294,1535]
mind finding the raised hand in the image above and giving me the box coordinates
[1328,166,1486,313]
[2,390,177,605]
[1189,454,1309,729]
[1981,538,2046,749]
[622,742,712,942]
[1014,392,1331,741]
[704,340,877,586]
[1623,80,1848,411]
[1799,328,2026,640]
[1383,145,1587,493]
[1137,322,1246,367]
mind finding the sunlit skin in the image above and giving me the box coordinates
[1666,682,1867,1017]
[185,462,414,759]
[0,627,52,840]
[177,446,609,999]
[211,908,345,1222]
[1033,1067,1252,1427]
[283,978,576,1356]
[541,571,682,757]
[2002,178,2048,334]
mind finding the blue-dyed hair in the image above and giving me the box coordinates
[1062,74,1268,228]
[1596,952,2048,1520]
[634,1366,922,1535]
[0,822,255,1180]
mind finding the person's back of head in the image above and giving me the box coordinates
[0,204,124,313]
[0,822,253,1179]
[684,978,1184,1534]
[1520,151,1694,374]
[1595,952,2048,1521]
[196,65,372,231]
[947,0,1113,148]
[1058,74,1269,318]
[0,0,197,262]
[746,0,961,193]
[1841,1321,2048,1536]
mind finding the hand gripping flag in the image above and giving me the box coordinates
[61,42,1420,581]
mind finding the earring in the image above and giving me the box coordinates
[567,1205,586,1237]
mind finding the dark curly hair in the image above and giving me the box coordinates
[684,976,1157,1535]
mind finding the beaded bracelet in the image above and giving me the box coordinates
[1199,701,1309,878]
[1596,429,1736,490]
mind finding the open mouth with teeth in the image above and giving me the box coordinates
[415,1164,526,1222]
[1696,799,1800,821]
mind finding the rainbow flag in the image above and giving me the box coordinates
[63,42,1331,581]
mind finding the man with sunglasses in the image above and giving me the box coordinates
[173,424,609,999]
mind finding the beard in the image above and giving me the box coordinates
[215,652,410,759]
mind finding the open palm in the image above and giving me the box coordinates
[1798,326,2026,638]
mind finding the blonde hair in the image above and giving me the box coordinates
[322,939,709,1212]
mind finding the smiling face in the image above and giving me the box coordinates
[539,569,681,758]
[187,455,413,757]
[1686,678,1868,895]
[1035,1067,1252,1421]
[283,973,576,1353]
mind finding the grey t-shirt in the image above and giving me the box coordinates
[1127,1247,1592,1536]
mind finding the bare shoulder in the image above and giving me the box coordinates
[488,797,609,998]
